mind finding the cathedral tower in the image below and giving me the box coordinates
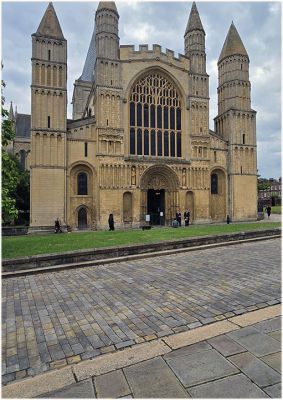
[94,1,123,158]
[30,2,67,230]
[184,3,209,143]
[215,22,257,220]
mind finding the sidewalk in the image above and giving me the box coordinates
[2,305,281,398]
[261,214,281,223]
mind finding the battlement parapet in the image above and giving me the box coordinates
[120,44,189,68]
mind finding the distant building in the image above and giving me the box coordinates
[258,178,281,206]
[8,102,31,170]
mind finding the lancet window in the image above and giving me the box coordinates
[129,72,182,157]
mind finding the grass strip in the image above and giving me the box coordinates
[2,222,280,259]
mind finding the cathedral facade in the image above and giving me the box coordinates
[27,1,257,231]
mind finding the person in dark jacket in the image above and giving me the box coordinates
[266,205,271,219]
[108,213,115,231]
[184,209,190,226]
[176,211,182,227]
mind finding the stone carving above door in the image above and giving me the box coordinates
[146,176,167,190]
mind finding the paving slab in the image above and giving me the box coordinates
[208,334,246,357]
[164,320,239,349]
[123,357,188,398]
[262,383,281,398]
[94,370,131,398]
[261,352,281,373]
[166,349,238,387]
[1,366,75,398]
[37,379,95,398]
[227,326,281,357]
[187,373,268,398]
[229,351,281,388]
[252,316,281,333]
[164,341,212,360]
[268,330,281,343]
[73,339,171,381]
[228,305,281,327]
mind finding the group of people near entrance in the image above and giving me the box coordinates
[173,209,191,227]
[55,205,273,233]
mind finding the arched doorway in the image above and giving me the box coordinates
[78,207,88,230]
[140,165,180,225]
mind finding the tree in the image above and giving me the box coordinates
[257,178,271,191]
[1,80,19,224]
[11,155,30,225]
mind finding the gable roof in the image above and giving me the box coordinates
[79,28,96,81]
[15,114,31,138]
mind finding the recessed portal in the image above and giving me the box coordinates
[147,189,165,225]
[78,207,88,230]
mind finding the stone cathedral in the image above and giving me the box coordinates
[24,1,257,231]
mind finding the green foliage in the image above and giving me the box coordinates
[11,155,30,212]
[272,206,281,214]
[2,222,280,259]
[1,80,20,224]
[257,178,271,191]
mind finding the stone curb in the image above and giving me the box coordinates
[163,320,239,349]
[2,304,281,398]
[2,232,281,277]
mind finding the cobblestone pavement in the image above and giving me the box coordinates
[2,238,281,385]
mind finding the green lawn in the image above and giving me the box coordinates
[2,222,280,259]
[271,206,281,214]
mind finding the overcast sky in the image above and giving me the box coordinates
[2,1,281,179]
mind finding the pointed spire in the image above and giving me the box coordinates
[219,22,248,63]
[79,27,96,81]
[185,2,204,34]
[35,2,64,39]
[9,101,15,121]
[97,1,119,16]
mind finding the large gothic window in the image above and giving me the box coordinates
[129,72,182,157]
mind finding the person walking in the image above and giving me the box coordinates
[176,211,182,227]
[266,205,271,219]
[184,209,190,226]
[108,213,115,231]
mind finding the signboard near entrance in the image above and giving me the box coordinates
[145,214,150,222]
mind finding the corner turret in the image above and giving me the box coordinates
[95,1,119,60]
[184,2,206,74]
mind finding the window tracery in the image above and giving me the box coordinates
[129,72,182,157]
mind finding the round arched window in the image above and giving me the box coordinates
[77,172,88,195]
[129,72,181,157]
[211,173,218,194]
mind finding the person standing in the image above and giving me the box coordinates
[108,213,115,231]
[266,205,271,219]
[176,211,182,227]
[184,209,190,226]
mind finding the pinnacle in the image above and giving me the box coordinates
[218,22,248,63]
[35,2,64,39]
[9,101,15,121]
[97,2,119,16]
[185,2,204,34]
